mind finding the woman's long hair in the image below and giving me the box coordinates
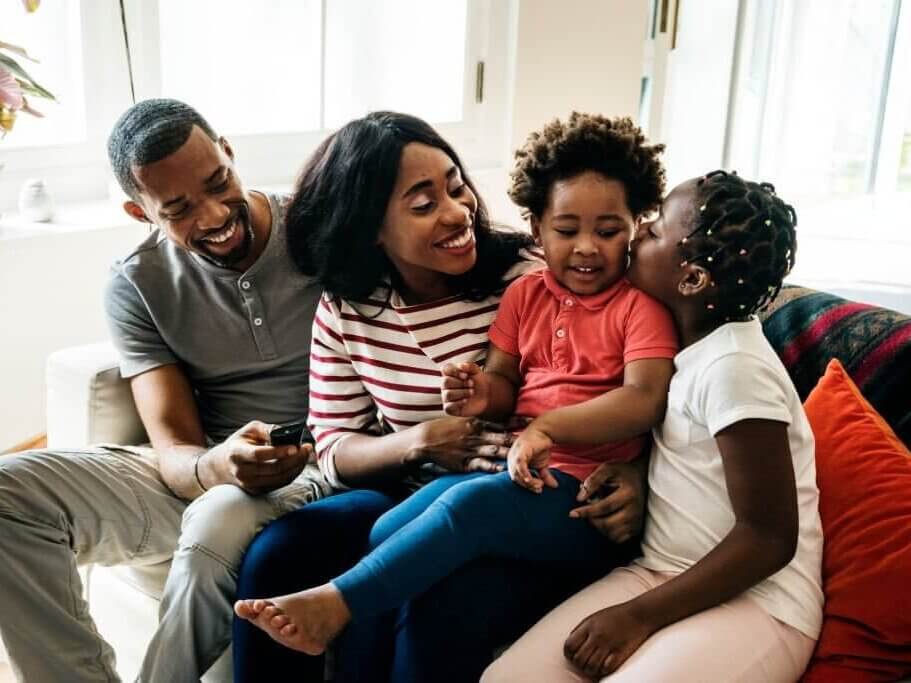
[286,111,533,303]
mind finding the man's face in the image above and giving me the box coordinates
[127,126,255,270]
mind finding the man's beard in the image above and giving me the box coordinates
[194,204,255,268]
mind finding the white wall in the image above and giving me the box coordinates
[508,0,649,153]
[478,0,651,230]
[0,212,148,450]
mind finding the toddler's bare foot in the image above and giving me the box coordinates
[233,584,351,655]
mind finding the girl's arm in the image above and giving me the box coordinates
[529,357,674,444]
[564,418,798,677]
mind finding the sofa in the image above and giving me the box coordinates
[21,285,911,682]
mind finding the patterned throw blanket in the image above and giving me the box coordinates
[759,285,911,448]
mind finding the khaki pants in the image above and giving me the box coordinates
[0,447,329,683]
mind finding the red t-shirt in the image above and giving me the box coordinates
[489,269,678,481]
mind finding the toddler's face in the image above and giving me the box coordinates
[533,171,634,296]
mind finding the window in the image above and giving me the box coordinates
[726,0,911,290]
[727,0,909,204]
[0,0,509,210]
[651,0,911,292]
[0,1,86,149]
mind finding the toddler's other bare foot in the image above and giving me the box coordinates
[233,584,351,655]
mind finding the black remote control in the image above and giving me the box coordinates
[270,421,315,447]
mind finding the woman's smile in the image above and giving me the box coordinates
[435,226,475,253]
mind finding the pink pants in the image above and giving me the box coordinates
[483,565,816,683]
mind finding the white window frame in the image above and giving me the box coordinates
[0,1,135,210]
[0,0,513,211]
[120,0,512,187]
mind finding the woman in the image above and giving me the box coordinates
[232,112,648,683]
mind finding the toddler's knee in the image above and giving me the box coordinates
[437,473,510,515]
[178,484,275,568]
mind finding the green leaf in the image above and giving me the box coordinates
[0,40,37,62]
[0,53,54,100]
[16,77,49,100]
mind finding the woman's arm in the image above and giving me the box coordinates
[332,416,507,486]
[530,357,673,445]
[564,418,798,677]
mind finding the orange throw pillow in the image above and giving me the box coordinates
[801,359,911,682]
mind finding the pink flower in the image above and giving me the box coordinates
[0,67,23,111]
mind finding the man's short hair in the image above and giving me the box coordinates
[107,98,218,200]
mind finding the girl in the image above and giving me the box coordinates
[483,171,824,683]
[235,113,679,661]
[232,112,651,682]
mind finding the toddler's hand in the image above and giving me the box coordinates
[507,426,558,493]
[441,362,490,417]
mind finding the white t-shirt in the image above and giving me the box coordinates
[636,318,824,639]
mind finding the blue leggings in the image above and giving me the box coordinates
[234,478,630,682]
[233,488,399,682]
[335,470,615,619]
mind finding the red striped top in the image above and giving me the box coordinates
[308,256,543,461]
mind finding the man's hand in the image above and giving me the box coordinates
[506,426,559,493]
[441,362,491,417]
[205,421,310,495]
[569,459,647,542]
[563,602,656,678]
[409,416,510,474]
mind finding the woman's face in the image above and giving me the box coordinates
[378,143,479,298]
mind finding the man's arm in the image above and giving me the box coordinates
[130,364,208,500]
[130,365,308,500]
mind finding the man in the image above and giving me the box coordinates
[0,98,330,682]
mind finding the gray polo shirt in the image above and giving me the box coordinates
[105,192,320,443]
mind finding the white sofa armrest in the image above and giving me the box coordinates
[45,341,147,448]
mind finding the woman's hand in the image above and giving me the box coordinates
[563,602,656,678]
[409,416,510,473]
[506,426,559,493]
[441,362,491,417]
[570,458,647,543]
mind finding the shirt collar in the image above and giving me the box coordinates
[542,269,628,310]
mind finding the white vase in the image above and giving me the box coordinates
[18,177,54,222]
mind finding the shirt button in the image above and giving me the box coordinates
[564,298,574,306]
[241,281,251,290]
[556,329,566,338]
[253,317,263,326]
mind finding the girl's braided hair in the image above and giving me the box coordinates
[680,170,797,320]
[508,112,666,220]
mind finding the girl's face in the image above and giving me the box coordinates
[628,178,700,305]
[378,142,479,298]
[532,171,634,296]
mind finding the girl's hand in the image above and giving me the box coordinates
[441,362,491,417]
[410,416,510,473]
[506,426,559,493]
[563,602,656,678]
